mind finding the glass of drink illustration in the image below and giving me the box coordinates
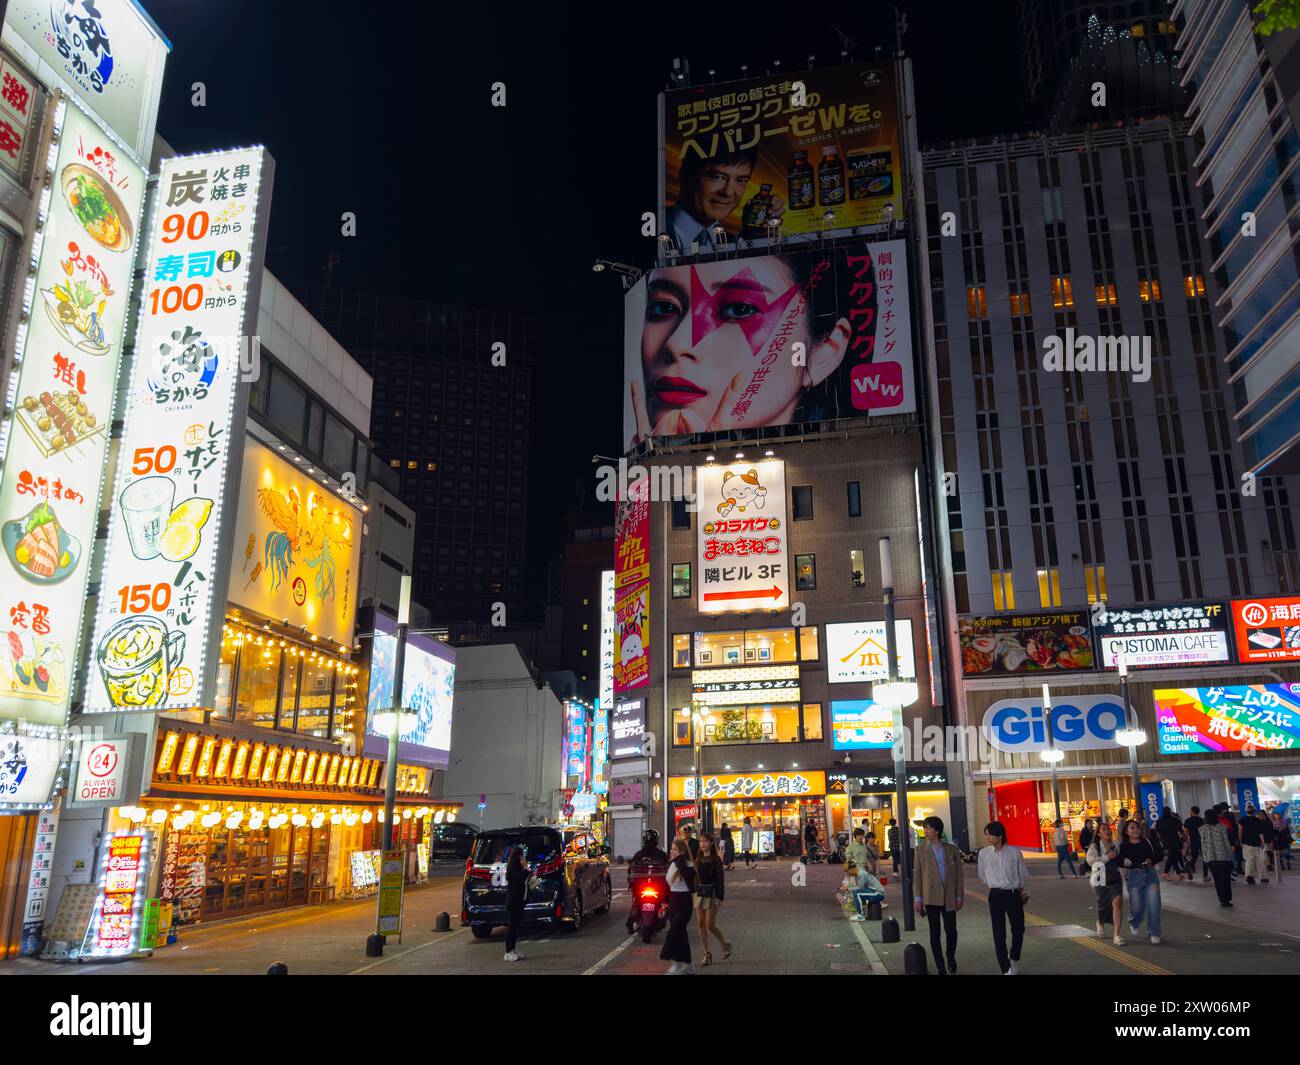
[120,476,175,559]
[97,615,186,708]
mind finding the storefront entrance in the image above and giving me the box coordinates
[710,797,827,857]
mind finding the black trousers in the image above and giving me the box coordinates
[924,905,958,971]
[987,888,1025,974]
[505,905,524,953]
[1162,847,1184,876]
[659,892,693,963]
[742,849,755,865]
[1188,845,1202,876]
[1208,860,1233,905]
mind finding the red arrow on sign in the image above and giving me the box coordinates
[703,586,784,603]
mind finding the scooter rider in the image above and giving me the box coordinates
[626,829,670,933]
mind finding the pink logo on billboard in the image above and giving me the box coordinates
[850,361,904,410]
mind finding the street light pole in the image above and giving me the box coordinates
[1119,654,1140,810]
[1043,683,1061,823]
[880,537,915,933]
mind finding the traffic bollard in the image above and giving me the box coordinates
[266,962,289,975]
[365,933,384,957]
[866,900,883,921]
[434,912,451,932]
[880,915,900,943]
[904,943,928,975]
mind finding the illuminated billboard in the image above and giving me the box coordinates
[363,612,456,770]
[696,459,788,614]
[1154,685,1300,755]
[85,146,273,713]
[661,63,901,243]
[0,101,146,726]
[623,241,914,449]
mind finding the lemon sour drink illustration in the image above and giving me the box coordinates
[97,615,186,707]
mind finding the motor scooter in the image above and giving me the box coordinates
[626,858,669,943]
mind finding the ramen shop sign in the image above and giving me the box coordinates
[84,147,273,714]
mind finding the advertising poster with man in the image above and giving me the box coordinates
[661,63,901,247]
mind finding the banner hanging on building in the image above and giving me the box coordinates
[957,611,1094,676]
[0,101,146,727]
[623,241,915,449]
[85,146,273,713]
[661,62,902,242]
[614,477,649,690]
[695,459,788,614]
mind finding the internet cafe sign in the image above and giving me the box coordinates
[1094,601,1231,670]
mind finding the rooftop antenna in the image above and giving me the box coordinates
[831,23,860,63]
[895,6,909,55]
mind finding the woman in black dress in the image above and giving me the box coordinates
[660,838,696,974]
[720,823,736,870]
[503,844,530,962]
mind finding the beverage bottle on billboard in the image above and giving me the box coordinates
[741,183,774,233]
[818,145,845,207]
[787,151,814,210]
[848,149,894,201]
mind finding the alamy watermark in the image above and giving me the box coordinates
[1042,328,1150,384]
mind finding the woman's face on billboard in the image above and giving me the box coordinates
[631,259,849,441]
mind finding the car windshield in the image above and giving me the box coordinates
[471,831,561,867]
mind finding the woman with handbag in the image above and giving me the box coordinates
[1087,822,1125,945]
[1119,819,1164,944]
[661,838,697,974]
[694,832,733,965]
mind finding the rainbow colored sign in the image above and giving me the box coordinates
[1153,685,1300,754]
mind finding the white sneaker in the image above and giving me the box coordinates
[504,951,521,962]
[681,964,695,975]
[1006,961,1019,975]
[850,914,865,921]
[665,962,681,975]
[1149,934,1161,945]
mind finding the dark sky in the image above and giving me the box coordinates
[141,0,1023,566]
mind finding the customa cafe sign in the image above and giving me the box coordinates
[826,620,916,682]
[697,460,788,613]
[1094,601,1230,670]
[86,147,273,713]
[68,732,140,807]
[0,102,146,727]
[671,770,826,800]
[1154,685,1300,755]
[226,439,361,647]
[982,695,1128,753]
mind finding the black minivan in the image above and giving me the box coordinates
[461,826,612,937]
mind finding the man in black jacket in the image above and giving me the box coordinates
[1240,806,1274,884]
[888,819,901,873]
[1183,807,1205,881]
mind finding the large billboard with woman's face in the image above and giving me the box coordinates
[623,241,913,449]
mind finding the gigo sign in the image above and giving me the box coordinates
[982,695,1127,753]
[69,733,139,807]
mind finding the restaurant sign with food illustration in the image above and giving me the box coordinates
[225,439,362,647]
[957,610,1095,677]
[0,102,146,727]
[85,146,272,714]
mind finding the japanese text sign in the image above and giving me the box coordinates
[86,146,273,713]
[671,770,826,801]
[614,478,649,690]
[0,101,146,727]
[1230,597,1300,664]
[1095,601,1230,670]
[1154,685,1300,755]
[696,459,788,614]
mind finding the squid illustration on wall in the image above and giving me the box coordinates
[255,485,353,603]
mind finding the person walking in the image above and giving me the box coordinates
[1052,819,1078,878]
[1086,821,1125,945]
[1199,810,1235,907]
[887,819,901,874]
[1119,819,1163,944]
[503,843,531,962]
[679,823,700,862]
[739,816,757,869]
[661,838,696,974]
[1155,807,1185,881]
[977,821,1029,975]
[719,823,736,871]
[1078,819,1095,873]
[1222,806,1244,876]
[803,818,820,861]
[1270,812,1293,872]
[1183,807,1205,882]
[1240,805,1270,884]
[913,815,964,974]
[693,832,731,965]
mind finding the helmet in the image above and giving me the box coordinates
[641,829,660,849]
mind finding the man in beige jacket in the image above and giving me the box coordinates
[912,816,965,974]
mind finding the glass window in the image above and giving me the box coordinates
[992,571,1015,611]
[1138,279,1162,302]
[802,703,823,741]
[695,630,745,667]
[697,705,801,744]
[307,402,324,455]
[1084,565,1108,603]
[847,481,862,518]
[267,368,306,445]
[795,553,816,590]
[234,644,280,729]
[1095,283,1117,306]
[673,707,692,746]
[278,651,301,729]
[248,360,268,412]
[673,634,692,668]
[966,286,988,319]
[214,630,238,720]
[672,563,691,598]
[1051,276,1074,308]
[1009,291,1031,315]
[323,410,355,476]
[297,658,335,738]
[744,628,797,664]
[799,626,819,661]
[1036,567,1061,608]
[671,499,690,530]
[850,549,866,588]
[792,485,813,520]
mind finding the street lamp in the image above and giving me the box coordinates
[365,574,414,958]
[690,700,705,834]
[1113,653,1147,814]
[877,536,918,932]
[1041,684,1063,824]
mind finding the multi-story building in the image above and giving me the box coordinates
[921,118,1300,849]
[293,283,536,626]
[1175,0,1300,475]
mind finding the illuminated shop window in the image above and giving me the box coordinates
[1095,283,1117,306]
[1138,279,1162,302]
[1051,276,1074,308]
[1008,290,1031,316]
[1036,567,1061,608]
[1084,565,1108,604]
[991,571,1015,611]
[673,634,692,668]
[966,286,988,319]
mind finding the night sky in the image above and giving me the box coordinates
[142,0,1023,569]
